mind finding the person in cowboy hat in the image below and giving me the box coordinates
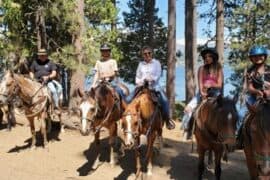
[30,48,63,111]
[90,43,126,99]
[181,47,224,140]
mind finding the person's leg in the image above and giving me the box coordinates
[182,93,200,130]
[157,90,175,130]
[47,81,59,108]
[126,89,136,103]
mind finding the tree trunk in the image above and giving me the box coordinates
[148,0,155,47]
[185,0,197,102]
[111,0,116,31]
[69,0,85,109]
[36,6,46,49]
[216,0,224,64]
[167,0,176,118]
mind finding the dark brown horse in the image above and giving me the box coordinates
[244,98,270,180]
[78,80,127,168]
[194,95,238,180]
[120,86,163,178]
[0,70,62,149]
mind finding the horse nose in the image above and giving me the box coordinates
[80,128,90,136]
[258,163,270,176]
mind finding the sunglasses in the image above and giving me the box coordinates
[143,52,152,55]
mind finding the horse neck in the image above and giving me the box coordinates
[14,74,44,103]
[137,93,156,119]
[253,102,270,139]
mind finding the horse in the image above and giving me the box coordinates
[0,70,63,149]
[78,79,127,169]
[120,84,163,178]
[193,94,238,180]
[243,98,270,179]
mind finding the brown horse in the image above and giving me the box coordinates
[0,70,62,149]
[194,95,238,180]
[78,80,127,168]
[244,98,270,179]
[120,86,163,178]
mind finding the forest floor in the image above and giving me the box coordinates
[0,109,249,180]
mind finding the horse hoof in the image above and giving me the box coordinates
[147,171,152,176]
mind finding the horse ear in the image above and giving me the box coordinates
[90,87,95,97]
[216,94,223,106]
[246,102,257,113]
[77,88,84,98]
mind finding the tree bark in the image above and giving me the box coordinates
[216,0,224,64]
[69,0,85,109]
[167,0,176,118]
[185,0,197,102]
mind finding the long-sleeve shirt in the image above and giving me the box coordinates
[135,58,161,88]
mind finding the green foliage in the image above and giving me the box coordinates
[118,0,168,83]
[226,0,270,92]
[0,0,120,72]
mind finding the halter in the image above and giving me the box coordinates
[122,104,159,149]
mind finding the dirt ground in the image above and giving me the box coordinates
[0,110,249,180]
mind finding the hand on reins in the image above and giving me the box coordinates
[42,76,50,85]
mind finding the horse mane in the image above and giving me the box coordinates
[254,101,270,139]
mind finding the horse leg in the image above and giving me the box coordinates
[197,145,206,180]
[214,147,223,180]
[207,150,214,169]
[40,112,48,148]
[92,131,101,169]
[244,146,258,179]
[135,148,142,179]
[28,118,36,149]
[145,133,156,176]
[108,123,117,167]
[58,112,65,133]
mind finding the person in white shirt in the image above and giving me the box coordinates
[126,46,175,130]
[90,43,125,99]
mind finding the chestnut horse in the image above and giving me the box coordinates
[0,70,63,149]
[194,95,238,180]
[120,86,163,178]
[244,98,270,179]
[78,80,127,168]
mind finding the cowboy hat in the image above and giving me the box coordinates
[37,49,48,56]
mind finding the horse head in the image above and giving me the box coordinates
[78,88,97,135]
[0,70,18,105]
[121,100,141,149]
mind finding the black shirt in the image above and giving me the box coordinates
[30,59,57,81]
[247,64,270,90]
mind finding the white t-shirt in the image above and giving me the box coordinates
[91,59,118,87]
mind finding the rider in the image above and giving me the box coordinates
[30,48,63,112]
[90,43,126,100]
[236,45,270,146]
[126,46,175,130]
[181,48,223,140]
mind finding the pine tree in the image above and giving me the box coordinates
[118,0,167,83]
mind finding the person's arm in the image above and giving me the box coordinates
[247,79,264,97]
[150,60,161,83]
[91,62,99,88]
[212,67,223,89]
[135,62,143,86]
[198,66,207,98]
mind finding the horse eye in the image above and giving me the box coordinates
[134,122,138,126]
[90,108,95,112]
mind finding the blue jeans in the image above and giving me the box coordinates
[182,88,221,131]
[236,94,256,134]
[47,80,63,108]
